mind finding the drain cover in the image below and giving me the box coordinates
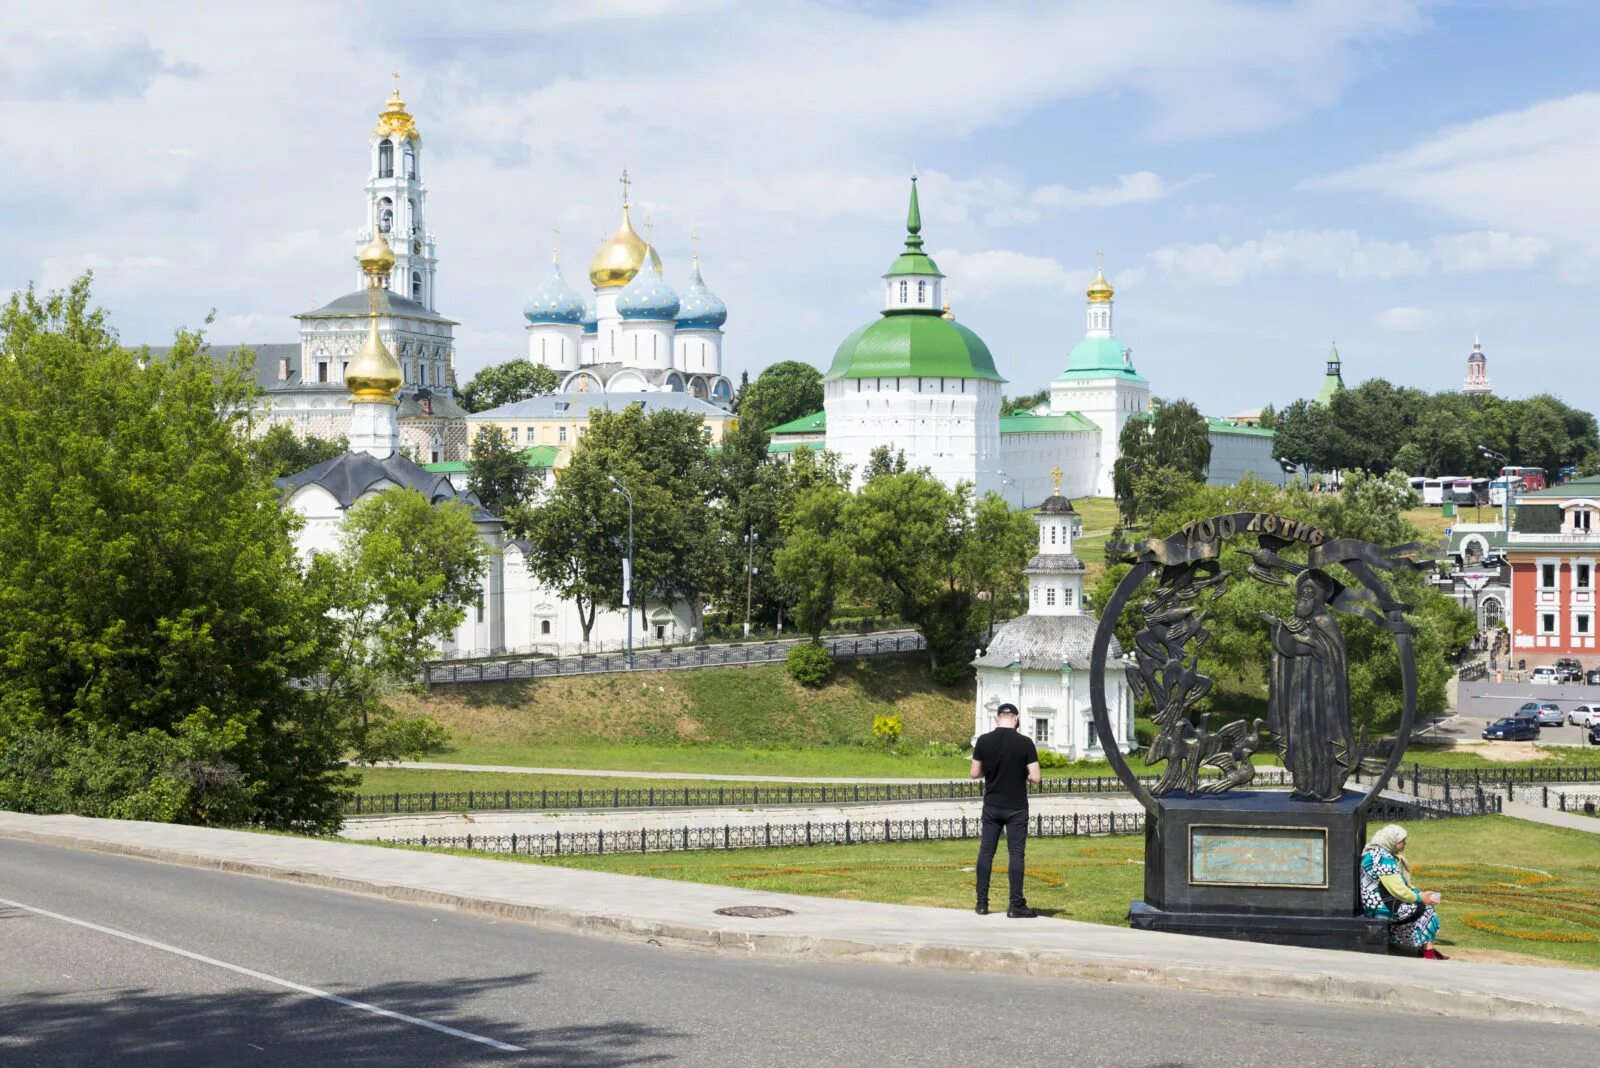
[714,905,794,919]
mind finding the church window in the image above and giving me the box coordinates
[540,620,551,636]
[341,361,348,380]
[408,199,419,232]
[653,334,659,360]
[1046,588,1057,606]
[540,337,547,361]
[378,197,394,233]
[378,139,394,178]
[1062,588,1074,607]
[899,280,908,303]
[404,145,415,179]
[1050,526,1057,545]
[412,272,422,301]
[917,280,926,303]
[1031,585,1038,604]
[317,361,328,383]
[1034,717,1051,745]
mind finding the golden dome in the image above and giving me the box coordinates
[358,231,396,275]
[589,204,662,288]
[1086,264,1114,303]
[940,301,954,320]
[346,316,403,402]
[373,75,418,141]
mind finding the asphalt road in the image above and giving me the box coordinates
[1451,684,1600,746]
[1,839,1596,1067]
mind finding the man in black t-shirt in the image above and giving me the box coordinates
[970,703,1042,917]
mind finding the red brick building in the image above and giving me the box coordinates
[1505,477,1600,659]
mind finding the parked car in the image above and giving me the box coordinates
[1586,669,1600,686]
[1536,702,1565,726]
[1568,705,1600,727]
[1555,658,1584,682]
[1516,701,1543,718]
[1590,722,1600,746]
[1484,717,1542,741]
[1531,665,1560,685]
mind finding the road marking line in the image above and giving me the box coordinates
[0,895,524,1053]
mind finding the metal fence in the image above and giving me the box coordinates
[346,768,1294,816]
[424,633,926,685]
[376,810,1146,858]
[1508,785,1600,814]
[371,789,1499,859]
[1404,764,1600,789]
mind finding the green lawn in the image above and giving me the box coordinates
[499,815,1600,968]
[351,766,845,797]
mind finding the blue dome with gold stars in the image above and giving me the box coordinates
[581,299,597,334]
[675,257,727,330]
[616,251,680,321]
[523,258,586,325]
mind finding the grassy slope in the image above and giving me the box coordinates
[509,815,1600,968]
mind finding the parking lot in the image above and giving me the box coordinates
[1454,679,1600,746]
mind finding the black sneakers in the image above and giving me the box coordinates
[1007,906,1039,918]
[974,904,990,915]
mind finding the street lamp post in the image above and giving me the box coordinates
[609,476,634,670]
[743,526,758,638]
[1479,446,1511,536]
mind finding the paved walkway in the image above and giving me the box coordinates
[1503,800,1600,834]
[381,760,982,784]
[3,811,1598,1028]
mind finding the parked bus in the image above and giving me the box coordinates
[1421,478,1450,506]
[1500,466,1548,492]
[1450,477,1490,506]
[1489,477,1517,506]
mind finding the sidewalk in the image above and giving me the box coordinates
[3,811,1599,1027]
[1502,799,1600,834]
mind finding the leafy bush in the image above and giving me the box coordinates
[356,713,450,764]
[1036,748,1070,769]
[871,713,903,747]
[786,641,836,687]
[1134,717,1156,749]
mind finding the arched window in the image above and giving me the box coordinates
[411,272,422,301]
[378,139,394,178]
[378,197,394,234]
[899,280,908,303]
[917,280,926,303]
[540,620,551,636]
[408,199,419,233]
[404,145,415,179]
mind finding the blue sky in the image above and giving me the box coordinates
[3,1,1598,416]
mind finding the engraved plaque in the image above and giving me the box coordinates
[1188,825,1328,889]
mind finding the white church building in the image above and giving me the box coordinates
[796,179,1280,503]
[972,485,1135,756]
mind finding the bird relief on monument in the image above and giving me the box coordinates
[1090,513,1429,807]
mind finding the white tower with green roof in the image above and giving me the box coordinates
[1048,259,1149,497]
[823,177,1004,492]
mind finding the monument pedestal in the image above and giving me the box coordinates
[1128,790,1388,953]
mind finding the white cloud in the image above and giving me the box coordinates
[1373,306,1439,332]
[927,171,1200,227]
[0,28,194,102]
[1430,230,1548,273]
[1149,230,1431,286]
[933,250,1074,300]
[1316,92,1600,272]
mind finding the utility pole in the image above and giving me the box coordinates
[609,477,634,669]
[743,526,758,638]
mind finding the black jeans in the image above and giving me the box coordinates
[975,805,1028,909]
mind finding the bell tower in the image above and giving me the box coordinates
[361,74,437,310]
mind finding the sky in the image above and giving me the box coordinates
[3,0,1598,416]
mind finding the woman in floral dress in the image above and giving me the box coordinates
[1360,823,1446,958]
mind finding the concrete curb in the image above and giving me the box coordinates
[3,823,1597,1029]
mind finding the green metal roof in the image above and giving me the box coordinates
[1054,336,1146,381]
[425,444,561,474]
[884,176,943,278]
[766,410,826,436]
[826,314,1004,382]
[767,440,819,455]
[1446,527,1509,554]
[1516,476,1600,500]
[998,411,1098,434]
[1206,416,1276,439]
[1313,345,1344,407]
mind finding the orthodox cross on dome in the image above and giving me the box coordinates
[1051,465,1063,495]
[619,168,631,207]
[392,69,400,93]
[551,225,561,263]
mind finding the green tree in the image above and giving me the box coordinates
[0,278,349,829]
[1112,398,1210,525]
[458,360,559,413]
[863,444,908,482]
[308,489,486,759]
[467,424,538,516]
[249,423,348,479]
[958,491,1037,641]
[735,360,824,433]
[774,479,854,639]
[1001,388,1049,416]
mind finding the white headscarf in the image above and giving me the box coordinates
[1366,823,1411,875]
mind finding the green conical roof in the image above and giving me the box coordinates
[826,315,1003,382]
[1314,342,1344,406]
[884,176,943,278]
